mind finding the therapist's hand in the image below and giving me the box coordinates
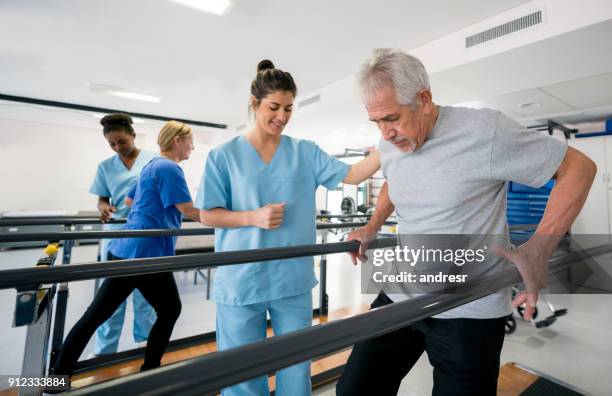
[347,225,377,265]
[99,203,117,223]
[249,203,285,229]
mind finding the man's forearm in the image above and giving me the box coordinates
[367,182,395,231]
[534,147,596,255]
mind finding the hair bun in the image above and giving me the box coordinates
[257,59,275,73]
[100,113,133,127]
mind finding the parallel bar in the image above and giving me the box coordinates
[316,214,372,219]
[72,288,494,396]
[12,222,550,239]
[315,221,383,230]
[0,222,383,243]
[67,244,606,396]
[0,227,214,243]
[1,217,532,230]
[73,308,324,374]
[0,217,123,226]
[0,215,375,227]
[0,238,398,290]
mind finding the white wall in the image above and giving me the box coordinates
[0,111,352,213]
[0,118,105,211]
[0,115,238,212]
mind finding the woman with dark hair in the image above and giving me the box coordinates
[89,113,157,356]
[196,60,380,396]
[52,121,200,383]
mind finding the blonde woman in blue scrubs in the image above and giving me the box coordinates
[196,60,380,396]
[90,113,157,355]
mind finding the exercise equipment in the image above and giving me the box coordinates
[505,287,569,334]
[340,197,356,217]
[0,223,604,395]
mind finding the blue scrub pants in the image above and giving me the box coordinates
[216,292,313,396]
[94,240,156,355]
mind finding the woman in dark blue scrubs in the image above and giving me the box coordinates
[52,121,201,377]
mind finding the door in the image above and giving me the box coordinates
[569,137,609,234]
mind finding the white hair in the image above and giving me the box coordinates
[357,48,430,107]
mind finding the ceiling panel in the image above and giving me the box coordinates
[541,72,612,109]
[429,19,612,106]
[0,0,527,125]
[485,88,574,117]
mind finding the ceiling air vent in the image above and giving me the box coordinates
[465,10,542,48]
[298,94,321,108]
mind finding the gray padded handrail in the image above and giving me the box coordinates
[0,222,527,243]
[0,238,398,290]
[0,214,376,227]
[66,241,612,396]
[0,227,214,243]
[0,222,385,243]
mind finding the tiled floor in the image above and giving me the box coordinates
[1,238,611,395]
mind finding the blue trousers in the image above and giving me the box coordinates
[94,240,156,355]
[216,292,313,396]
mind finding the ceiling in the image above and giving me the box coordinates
[430,17,612,126]
[2,0,612,154]
[0,0,527,127]
[287,16,612,151]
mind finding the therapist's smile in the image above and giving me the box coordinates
[270,120,285,131]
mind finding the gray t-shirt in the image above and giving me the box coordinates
[380,105,568,319]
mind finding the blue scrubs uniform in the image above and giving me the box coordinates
[195,135,349,396]
[111,156,192,259]
[89,149,157,354]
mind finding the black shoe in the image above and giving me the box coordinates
[140,363,160,372]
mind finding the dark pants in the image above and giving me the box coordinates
[53,252,182,374]
[336,292,506,396]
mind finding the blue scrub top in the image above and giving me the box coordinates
[195,135,350,305]
[111,157,192,259]
[90,150,158,220]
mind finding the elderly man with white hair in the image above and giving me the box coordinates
[336,48,596,396]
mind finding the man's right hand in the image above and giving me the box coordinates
[99,204,117,223]
[347,225,378,265]
[250,203,285,229]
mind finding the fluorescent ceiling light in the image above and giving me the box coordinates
[89,83,161,103]
[170,0,232,15]
[518,101,541,109]
[105,90,161,103]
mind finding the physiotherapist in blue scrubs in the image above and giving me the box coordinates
[53,121,201,380]
[196,60,381,396]
[89,113,157,356]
